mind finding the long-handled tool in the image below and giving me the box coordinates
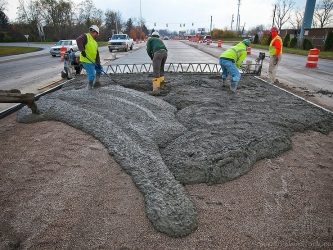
[84,54,119,84]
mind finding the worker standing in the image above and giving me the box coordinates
[268,27,283,84]
[146,31,168,95]
[219,39,251,93]
[76,25,102,90]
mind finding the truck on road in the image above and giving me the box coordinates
[108,34,134,52]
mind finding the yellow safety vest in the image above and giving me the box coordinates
[220,42,247,68]
[80,33,98,63]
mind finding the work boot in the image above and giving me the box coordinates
[222,78,226,87]
[87,80,94,90]
[152,77,161,96]
[94,73,101,87]
[230,82,237,93]
[95,73,101,84]
[160,76,166,88]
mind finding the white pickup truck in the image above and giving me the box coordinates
[108,34,134,52]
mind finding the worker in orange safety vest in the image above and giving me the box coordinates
[268,26,283,84]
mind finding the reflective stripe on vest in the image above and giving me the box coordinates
[269,35,282,56]
[219,42,246,62]
[80,33,98,63]
[231,47,246,62]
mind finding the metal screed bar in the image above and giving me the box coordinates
[104,63,262,75]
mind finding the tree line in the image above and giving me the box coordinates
[0,0,332,43]
[0,0,149,42]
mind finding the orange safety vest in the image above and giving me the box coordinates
[269,35,283,56]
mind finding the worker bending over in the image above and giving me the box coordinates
[146,31,168,95]
[219,39,251,93]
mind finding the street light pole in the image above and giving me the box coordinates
[140,0,142,26]
[210,16,212,37]
[139,0,143,40]
[236,0,241,32]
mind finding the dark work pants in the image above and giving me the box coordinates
[153,49,168,78]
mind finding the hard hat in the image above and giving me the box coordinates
[242,39,251,46]
[152,31,160,37]
[270,26,279,33]
[89,25,99,34]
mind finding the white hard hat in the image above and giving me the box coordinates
[152,31,160,37]
[89,25,99,34]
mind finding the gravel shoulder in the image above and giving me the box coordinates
[1,72,333,248]
[1,114,332,249]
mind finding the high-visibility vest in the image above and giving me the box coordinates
[269,35,283,56]
[79,33,98,63]
[219,42,247,68]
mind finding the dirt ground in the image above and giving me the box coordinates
[1,74,333,249]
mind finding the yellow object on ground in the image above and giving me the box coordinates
[152,77,161,95]
[160,76,165,88]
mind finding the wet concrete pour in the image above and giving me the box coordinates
[17,73,333,237]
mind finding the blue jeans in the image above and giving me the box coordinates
[219,58,240,88]
[81,62,102,81]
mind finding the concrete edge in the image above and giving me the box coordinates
[255,76,333,114]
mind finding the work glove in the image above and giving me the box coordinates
[273,55,279,65]
[81,51,86,57]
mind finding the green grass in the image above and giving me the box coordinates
[0,42,107,57]
[250,44,333,60]
[221,40,333,60]
[0,46,42,57]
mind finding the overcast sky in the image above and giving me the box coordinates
[5,0,306,31]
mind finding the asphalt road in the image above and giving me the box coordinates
[0,43,143,111]
[0,43,124,93]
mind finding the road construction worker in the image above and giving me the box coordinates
[268,26,283,84]
[146,31,168,95]
[76,25,102,89]
[219,39,251,93]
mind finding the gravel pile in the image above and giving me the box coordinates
[17,73,333,237]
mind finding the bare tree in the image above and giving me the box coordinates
[0,0,8,25]
[39,0,73,27]
[273,0,295,30]
[0,0,7,12]
[76,0,103,27]
[289,8,303,29]
[314,0,333,28]
[104,10,123,35]
[17,0,40,24]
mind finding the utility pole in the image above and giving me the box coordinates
[299,0,316,47]
[231,14,234,30]
[272,4,276,27]
[236,0,241,32]
[139,0,142,40]
[140,0,142,26]
[115,16,118,34]
[241,22,245,35]
[210,16,213,37]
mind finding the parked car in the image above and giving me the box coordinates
[108,34,134,52]
[50,40,78,57]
